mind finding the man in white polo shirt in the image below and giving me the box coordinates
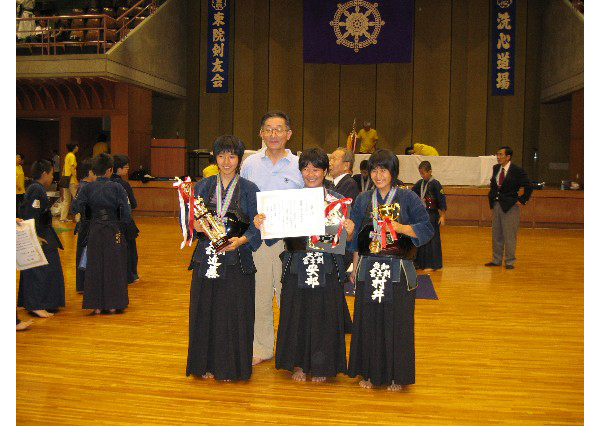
[240,111,303,365]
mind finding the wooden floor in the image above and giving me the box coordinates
[16,218,584,425]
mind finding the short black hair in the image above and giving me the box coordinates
[499,146,513,159]
[368,149,400,186]
[67,143,78,152]
[31,159,53,180]
[404,146,414,155]
[97,133,108,142]
[17,153,25,159]
[260,111,292,130]
[359,159,369,171]
[92,153,113,176]
[418,161,432,171]
[113,154,130,171]
[299,147,329,173]
[79,157,93,179]
[208,154,216,164]
[213,135,245,159]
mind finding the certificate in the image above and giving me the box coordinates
[256,187,325,239]
[16,219,48,271]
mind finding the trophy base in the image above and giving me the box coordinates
[211,237,231,252]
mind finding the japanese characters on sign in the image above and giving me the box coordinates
[369,261,391,303]
[206,0,229,93]
[491,0,516,96]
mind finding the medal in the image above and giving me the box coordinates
[369,240,381,254]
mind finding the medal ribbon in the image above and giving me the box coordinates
[419,178,432,202]
[310,193,352,247]
[216,174,239,221]
[372,186,398,249]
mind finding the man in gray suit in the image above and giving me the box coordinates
[485,146,533,269]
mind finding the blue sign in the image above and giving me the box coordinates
[206,0,229,93]
[491,0,516,96]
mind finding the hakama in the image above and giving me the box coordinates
[186,245,255,381]
[82,219,129,310]
[275,252,348,378]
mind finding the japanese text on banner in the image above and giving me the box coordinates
[491,0,516,96]
[206,1,229,93]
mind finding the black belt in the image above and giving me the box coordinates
[91,209,118,221]
[357,250,414,260]
[284,237,307,252]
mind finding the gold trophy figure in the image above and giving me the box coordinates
[377,203,401,222]
[193,197,231,251]
[369,203,401,254]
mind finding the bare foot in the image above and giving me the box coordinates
[423,268,434,272]
[202,372,214,379]
[16,320,33,331]
[311,376,326,383]
[359,379,373,389]
[387,381,402,392]
[93,309,101,314]
[109,309,116,313]
[292,368,306,382]
[31,310,53,318]
[252,357,271,366]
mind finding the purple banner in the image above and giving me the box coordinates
[303,0,413,64]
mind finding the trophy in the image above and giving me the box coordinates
[370,203,401,254]
[371,202,416,258]
[193,197,231,251]
[377,203,401,222]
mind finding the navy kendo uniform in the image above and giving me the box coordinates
[72,177,132,311]
[18,182,66,312]
[111,173,140,283]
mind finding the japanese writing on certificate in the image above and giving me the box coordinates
[256,188,325,239]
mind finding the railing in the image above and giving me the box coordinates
[16,0,158,55]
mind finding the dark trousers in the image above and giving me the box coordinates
[16,194,24,217]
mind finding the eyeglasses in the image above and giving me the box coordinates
[261,127,289,136]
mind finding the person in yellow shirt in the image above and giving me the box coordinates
[92,134,109,157]
[16,154,26,217]
[356,121,379,154]
[405,143,439,156]
[60,143,79,222]
[202,154,219,178]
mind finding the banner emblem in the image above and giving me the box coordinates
[211,0,226,11]
[329,1,385,53]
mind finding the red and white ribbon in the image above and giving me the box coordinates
[311,196,352,248]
